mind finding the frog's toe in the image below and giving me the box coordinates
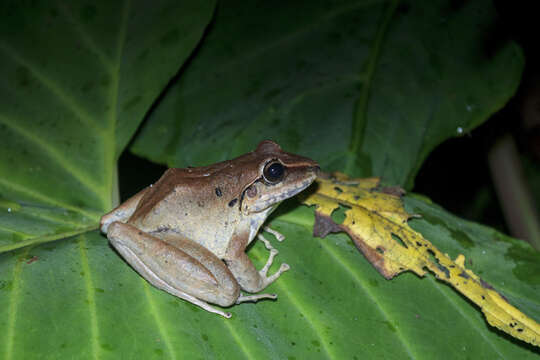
[263,226,285,242]
[259,248,280,277]
[236,292,277,304]
[259,262,290,288]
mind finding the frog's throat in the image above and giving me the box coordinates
[246,204,280,245]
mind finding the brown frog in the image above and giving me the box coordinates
[100,140,319,317]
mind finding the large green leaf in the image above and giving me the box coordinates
[0,0,215,251]
[1,0,538,359]
[130,0,523,190]
[0,200,538,358]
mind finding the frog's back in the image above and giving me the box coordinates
[128,167,243,257]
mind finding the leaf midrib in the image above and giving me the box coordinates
[346,0,399,174]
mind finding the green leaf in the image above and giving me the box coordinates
[130,0,523,190]
[1,0,538,358]
[0,0,216,252]
[1,201,538,358]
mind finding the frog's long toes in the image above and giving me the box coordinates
[237,293,277,303]
[261,262,290,286]
[260,248,280,276]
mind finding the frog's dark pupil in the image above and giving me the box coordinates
[264,162,284,182]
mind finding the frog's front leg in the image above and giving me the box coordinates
[106,222,240,318]
[100,187,149,233]
[224,232,289,297]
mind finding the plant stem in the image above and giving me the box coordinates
[488,134,540,250]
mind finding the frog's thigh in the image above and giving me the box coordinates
[107,222,240,309]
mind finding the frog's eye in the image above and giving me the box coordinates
[263,161,285,184]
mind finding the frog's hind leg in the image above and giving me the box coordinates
[107,222,240,318]
[140,265,233,318]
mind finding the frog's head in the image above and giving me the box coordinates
[240,140,319,215]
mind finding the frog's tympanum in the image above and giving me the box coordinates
[100,140,319,317]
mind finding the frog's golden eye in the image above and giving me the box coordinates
[263,161,285,184]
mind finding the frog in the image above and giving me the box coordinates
[100,140,319,318]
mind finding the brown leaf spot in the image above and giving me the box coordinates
[26,256,38,264]
[480,279,494,290]
[313,213,341,238]
[380,186,406,197]
[349,232,396,280]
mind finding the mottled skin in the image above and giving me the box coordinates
[100,140,319,317]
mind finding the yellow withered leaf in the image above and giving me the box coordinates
[301,172,540,347]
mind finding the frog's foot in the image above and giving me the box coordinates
[263,226,285,242]
[261,262,289,289]
[236,292,277,304]
[257,234,290,286]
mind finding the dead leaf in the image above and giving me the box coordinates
[301,172,540,347]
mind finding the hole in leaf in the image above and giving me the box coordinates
[331,203,350,224]
[426,248,450,278]
[391,233,408,249]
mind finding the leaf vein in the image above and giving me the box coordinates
[78,235,100,360]
[3,247,30,360]
[0,178,101,220]
[251,245,336,359]
[320,239,418,359]
[275,214,418,358]
[0,115,107,207]
[0,41,104,133]
[141,280,177,359]
[0,224,33,238]
[56,0,115,70]
[221,320,253,360]
[427,276,507,357]
[347,0,399,173]
[0,225,98,254]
